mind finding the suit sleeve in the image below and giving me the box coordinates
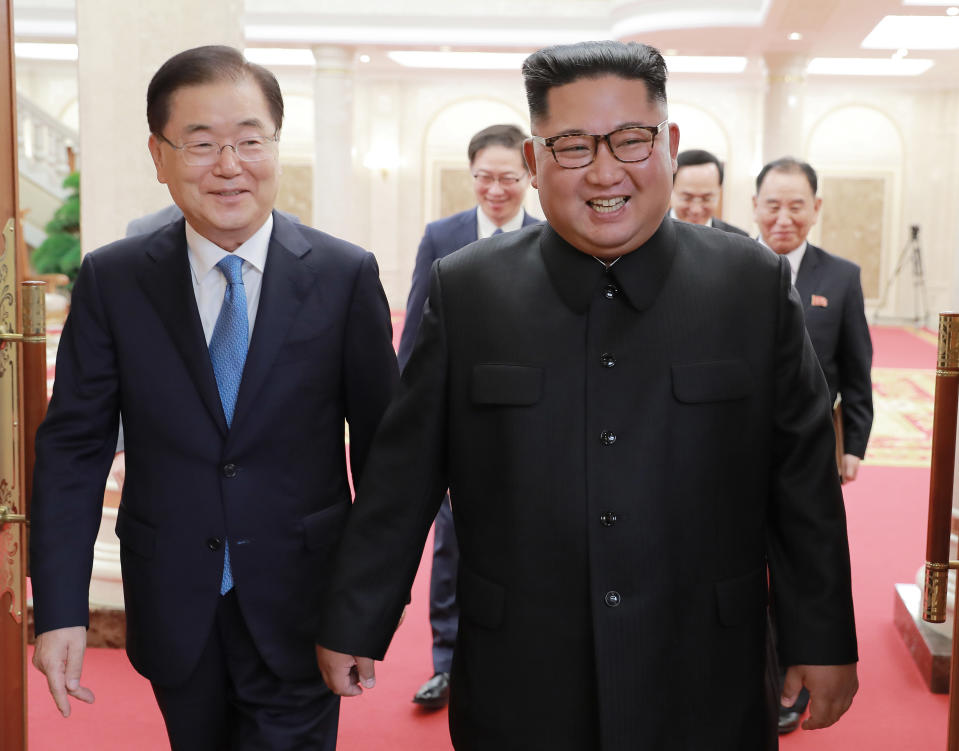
[319,262,451,656]
[767,259,858,667]
[30,253,122,634]
[837,267,873,458]
[342,252,401,484]
[396,226,439,371]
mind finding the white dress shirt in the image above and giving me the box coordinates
[477,207,526,240]
[186,215,273,345]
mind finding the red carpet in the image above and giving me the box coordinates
[26,326,950,748]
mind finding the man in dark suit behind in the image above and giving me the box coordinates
[30,45,398,750]
[399,124,540,709]
[317,41,858,750]
[670,148,749,235]
[753,155,873,734]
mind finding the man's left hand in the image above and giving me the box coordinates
[840,454,861,484]
[782,663,858,730]
[315,646,376,697]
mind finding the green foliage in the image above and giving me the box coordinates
[31,171,80,286]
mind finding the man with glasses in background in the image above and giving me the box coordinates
[398,123,540,711]
[317,40,857,750]
[670,148,749,235]
[30,45,398,750]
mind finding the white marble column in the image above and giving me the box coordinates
[311,45,355,240]
[760,52,808,163]
[76,1,243,253]
[74,2,242,609]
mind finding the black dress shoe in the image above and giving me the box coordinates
[412,672,450,709]
[778,710,802,735]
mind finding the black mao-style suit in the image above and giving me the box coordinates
[397,206,540,675]
[320,218,858,750]
[794,243,873,458]
[30,212,398,707]
[713,217,749,236]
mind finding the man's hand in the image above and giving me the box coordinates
[32,626,95,717]
[782,663,858,730]
[315,646,376,697]
[840,454,861,484]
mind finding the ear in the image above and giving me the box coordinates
[751,194,760,223]
[148,134,168,185]
[811,195,823,224]
[523,139,539,190]
[667,122,680,172]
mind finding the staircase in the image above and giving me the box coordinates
[17,93,77,248]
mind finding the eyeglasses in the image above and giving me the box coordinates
[530,120,668,169]
[472,172,527,187]
[155,132,279,166]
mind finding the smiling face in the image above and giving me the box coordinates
[753,169,822,255]
[671,162,721,225]
[470,145,530,226]
[148,75,279,251]
[523,75,679,260]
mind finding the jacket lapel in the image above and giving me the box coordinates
[228,212,312,437]
[137,219,228,434]
[794,244,823,313]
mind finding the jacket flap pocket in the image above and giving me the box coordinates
[114,506,156,559]
[715,567,766,627]
[458,565,505,629]
[672,360,753,403]
[471,363,543,406]
[302,501,350,551]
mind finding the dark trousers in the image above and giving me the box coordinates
[152,590,339,751]
[429,494,459,674]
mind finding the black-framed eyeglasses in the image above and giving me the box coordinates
[472,172,527,187]
[155,132,279,166]
[529,120,668,169]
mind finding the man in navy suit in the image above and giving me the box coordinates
[670,148,748,236]
[400,123,541,709]
[753,156,873,734]
[30,45,398,750]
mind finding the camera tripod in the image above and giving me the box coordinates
[874,225,929,328]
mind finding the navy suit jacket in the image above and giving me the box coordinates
[397,207,540,369]
[795,243,873,458]
[30,211,399,686]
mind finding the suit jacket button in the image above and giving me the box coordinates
[600,511,618,527]
[223,463,238,478]
[605,590,621,607]
[600,431,617,446]
[600,353,616,368]
[206,537,222,552]
[604,284,619,299]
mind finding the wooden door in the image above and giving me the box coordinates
[1,2,47,747]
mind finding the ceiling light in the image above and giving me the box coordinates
[387,51,530,70]
[948,7,959,15]
[788,32,803,41]
[902,0,959,4]
[14,42,77,61]
[862,16,959,49]
[244,48,315,66]
[359,54,371,63]
[892,48,909,59]
[663,56,748,73]
[808,57,934,75]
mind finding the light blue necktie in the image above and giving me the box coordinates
[492,227,503,236]
[209,254,249,595]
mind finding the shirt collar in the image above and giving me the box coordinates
[477,206,525,239]
[757,236,807,283]
[540,216,677,314]
[186,214,273,279]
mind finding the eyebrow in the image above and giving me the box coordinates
[181,118,269,134]
[548,121,657,136]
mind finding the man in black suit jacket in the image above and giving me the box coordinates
[30,46,398,750]
[753,156,873,734]
[671,148,749,235]
[317,41,858,750]
[399,124,540,709]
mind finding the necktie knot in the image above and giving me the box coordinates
[216,254,244,285]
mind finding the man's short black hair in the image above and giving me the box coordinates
[468,124,528,165]
[147,45,284,136]
[755,156,818,195]
[676,149,724,185]
[522,40,667,124]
